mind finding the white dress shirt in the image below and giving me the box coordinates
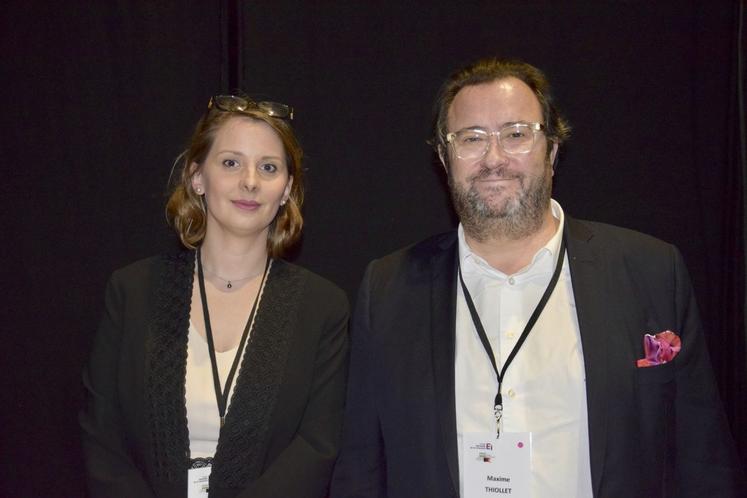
[455,200,593,498]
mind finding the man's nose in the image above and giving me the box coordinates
[483,134,508,167]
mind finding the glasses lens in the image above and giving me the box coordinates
[258,101,293,120]
[453,129,489,159]
[499,124,535,153]
[212,95,250,112]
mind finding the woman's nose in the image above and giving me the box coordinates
[241,166,258,191]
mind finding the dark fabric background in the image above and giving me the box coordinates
[2,1,744,496]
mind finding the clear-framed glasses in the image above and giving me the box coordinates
[445,122,546,159]
[208,94,294,120]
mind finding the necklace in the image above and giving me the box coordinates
[200,264,263,289]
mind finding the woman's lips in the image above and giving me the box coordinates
[232,199,261,210]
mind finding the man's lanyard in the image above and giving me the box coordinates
[196,249,270,428]
[457,236,566,437]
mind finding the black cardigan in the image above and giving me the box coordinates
[81,250,349,497]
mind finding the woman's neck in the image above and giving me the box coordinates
[199,231,269,280]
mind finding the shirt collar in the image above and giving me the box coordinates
[458,199,566,278]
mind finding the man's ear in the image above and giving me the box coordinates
[437,144,448,174]
[549,142,559,176]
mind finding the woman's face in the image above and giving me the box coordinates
[191,116,292,243]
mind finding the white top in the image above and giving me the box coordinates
[455,199,593,498]
[185,320,245,458]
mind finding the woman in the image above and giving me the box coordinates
[80,95,349,497]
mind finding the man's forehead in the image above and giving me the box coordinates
[448,77,543,126]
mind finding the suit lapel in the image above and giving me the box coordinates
[429,234,460,495]
[565,218,609,497]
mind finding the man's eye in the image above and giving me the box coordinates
[222,159,240,168]
[504,126,530,140]
[460,133,486,145]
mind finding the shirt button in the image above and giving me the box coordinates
[506,331,515,339]
[508,277,516,285]
[507,389,516,398]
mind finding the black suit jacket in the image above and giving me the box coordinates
[331,217,742,497]
[80,250,349,498]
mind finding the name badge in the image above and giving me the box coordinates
[188,466,211,498]
[462,432,532,497]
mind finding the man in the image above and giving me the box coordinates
[330,58,742,497]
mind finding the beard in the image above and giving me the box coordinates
[449,160,552,242]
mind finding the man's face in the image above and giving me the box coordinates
[444,77,557,240]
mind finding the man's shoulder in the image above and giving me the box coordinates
[370,231,456,271]
[567,217,678,264]
[357,232,457,293]
[355,232,457,308]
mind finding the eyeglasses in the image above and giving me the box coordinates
[208,94,294,120]
[445,122,546,159]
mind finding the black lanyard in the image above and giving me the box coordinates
[196,249,270,428]
[457,236,566,436]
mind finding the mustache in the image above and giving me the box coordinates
[469,166,522,182]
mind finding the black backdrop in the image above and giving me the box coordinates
[2,1,745,496]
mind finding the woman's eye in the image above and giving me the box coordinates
[259,163,278,173]
[222,159,240,168]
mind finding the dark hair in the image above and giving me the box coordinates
[166,100,304,257]
[433,57,570,151]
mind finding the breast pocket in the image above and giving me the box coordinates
[636,360,676,421]
[634,360,676,496]
[636,360,675,384]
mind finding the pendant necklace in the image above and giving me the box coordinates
[202,268,259,289]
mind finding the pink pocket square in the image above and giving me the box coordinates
[636,330,681,367]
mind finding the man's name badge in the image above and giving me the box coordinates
[188,466,211,498]
[462,432,532,497]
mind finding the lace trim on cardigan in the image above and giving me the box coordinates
[146,250,193,484]
[211,259,304,486]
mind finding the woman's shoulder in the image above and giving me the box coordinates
[109,249,194,288]
[272,260,349,309]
